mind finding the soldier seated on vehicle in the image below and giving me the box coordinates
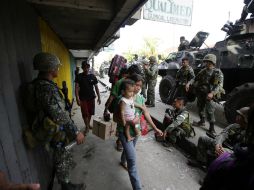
[237,0,254,23]
[178,36,190,51]
[188,107,249,170]
[163,97,194,146]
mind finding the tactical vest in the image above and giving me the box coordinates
[176,66,193,85]
[23,79,75,149]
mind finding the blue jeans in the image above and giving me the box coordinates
[119,132,142,190]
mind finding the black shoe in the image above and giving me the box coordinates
[206,123,216,138]
[192,120,205,127]
[61,182,85,190]
[162,141,172,147]
[187,159,207,171]
[145,101,150,105]
[206,130,216,138]
[146,104,155,108]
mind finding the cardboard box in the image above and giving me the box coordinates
[92,116,117,140]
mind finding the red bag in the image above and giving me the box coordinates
[140,114,148,136]
[108,55,127,83]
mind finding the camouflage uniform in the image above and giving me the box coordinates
[194,67,224,123]
[33,53,80,185]
[193,54,224,134]
[175,65,195,98]
[196,123,246,164]
[165,107,190,143]
[178,36,190,51]
[145,56,158,106]
[141,59,148,99]
[35,79,78,183]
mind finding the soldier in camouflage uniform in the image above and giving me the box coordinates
[163,97,192,146]
[193,54,224,136]
[178,36,190,51]
[175,56,195,98]
[144,56,158,107]
[141,59,149,99]
[33,52,85,190]
[188,107,249,168]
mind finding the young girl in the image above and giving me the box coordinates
[119,79,141,141]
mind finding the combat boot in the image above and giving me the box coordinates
[61,182,85,190]
[192,117,205,127]
[206,123,216,138]
[146,103,155,108]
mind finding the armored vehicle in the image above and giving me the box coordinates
[158,18,254,123]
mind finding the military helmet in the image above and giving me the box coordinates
[203,54,216,65]
[149,56,157,63]
[142,59,149,65]
[182,56,189,61]
[33,52,61,71]
[237,107,250,123]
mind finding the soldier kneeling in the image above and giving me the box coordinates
[187,107,249,170]
[163,97,195,147]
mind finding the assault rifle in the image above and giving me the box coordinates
[61,81,74,118]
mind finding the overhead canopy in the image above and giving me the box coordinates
[27,0,146,54]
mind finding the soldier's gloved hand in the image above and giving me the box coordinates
[76,132,85,145]
[215,144,224,156]
[207,92,214,100]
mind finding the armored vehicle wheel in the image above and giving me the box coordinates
[159,75,176,103]
[224,83,254,123]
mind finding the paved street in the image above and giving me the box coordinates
[58,82,205,190]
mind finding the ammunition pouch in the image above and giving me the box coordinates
[23,114,75,149]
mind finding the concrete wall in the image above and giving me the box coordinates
[0,0,53,189]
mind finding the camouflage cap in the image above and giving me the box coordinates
[33,52,61,71]
[149,56,157,63]
[203,54,216,64]
[237,107,250,123]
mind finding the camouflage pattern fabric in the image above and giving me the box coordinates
[197,94,216,123]
[196,123,245,163]
[141,81,147,99]
[53,148,75,183]
[33,52,61,72]
[145,63,158,105]
[196,136,216,163]
[34,79,78,138]
[147,80,157,105]
[34,79,78,183]
[194,67,224,122]
[175,65,195,97]
[165,108,190,143]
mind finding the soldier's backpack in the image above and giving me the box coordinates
[21,80,64,149]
